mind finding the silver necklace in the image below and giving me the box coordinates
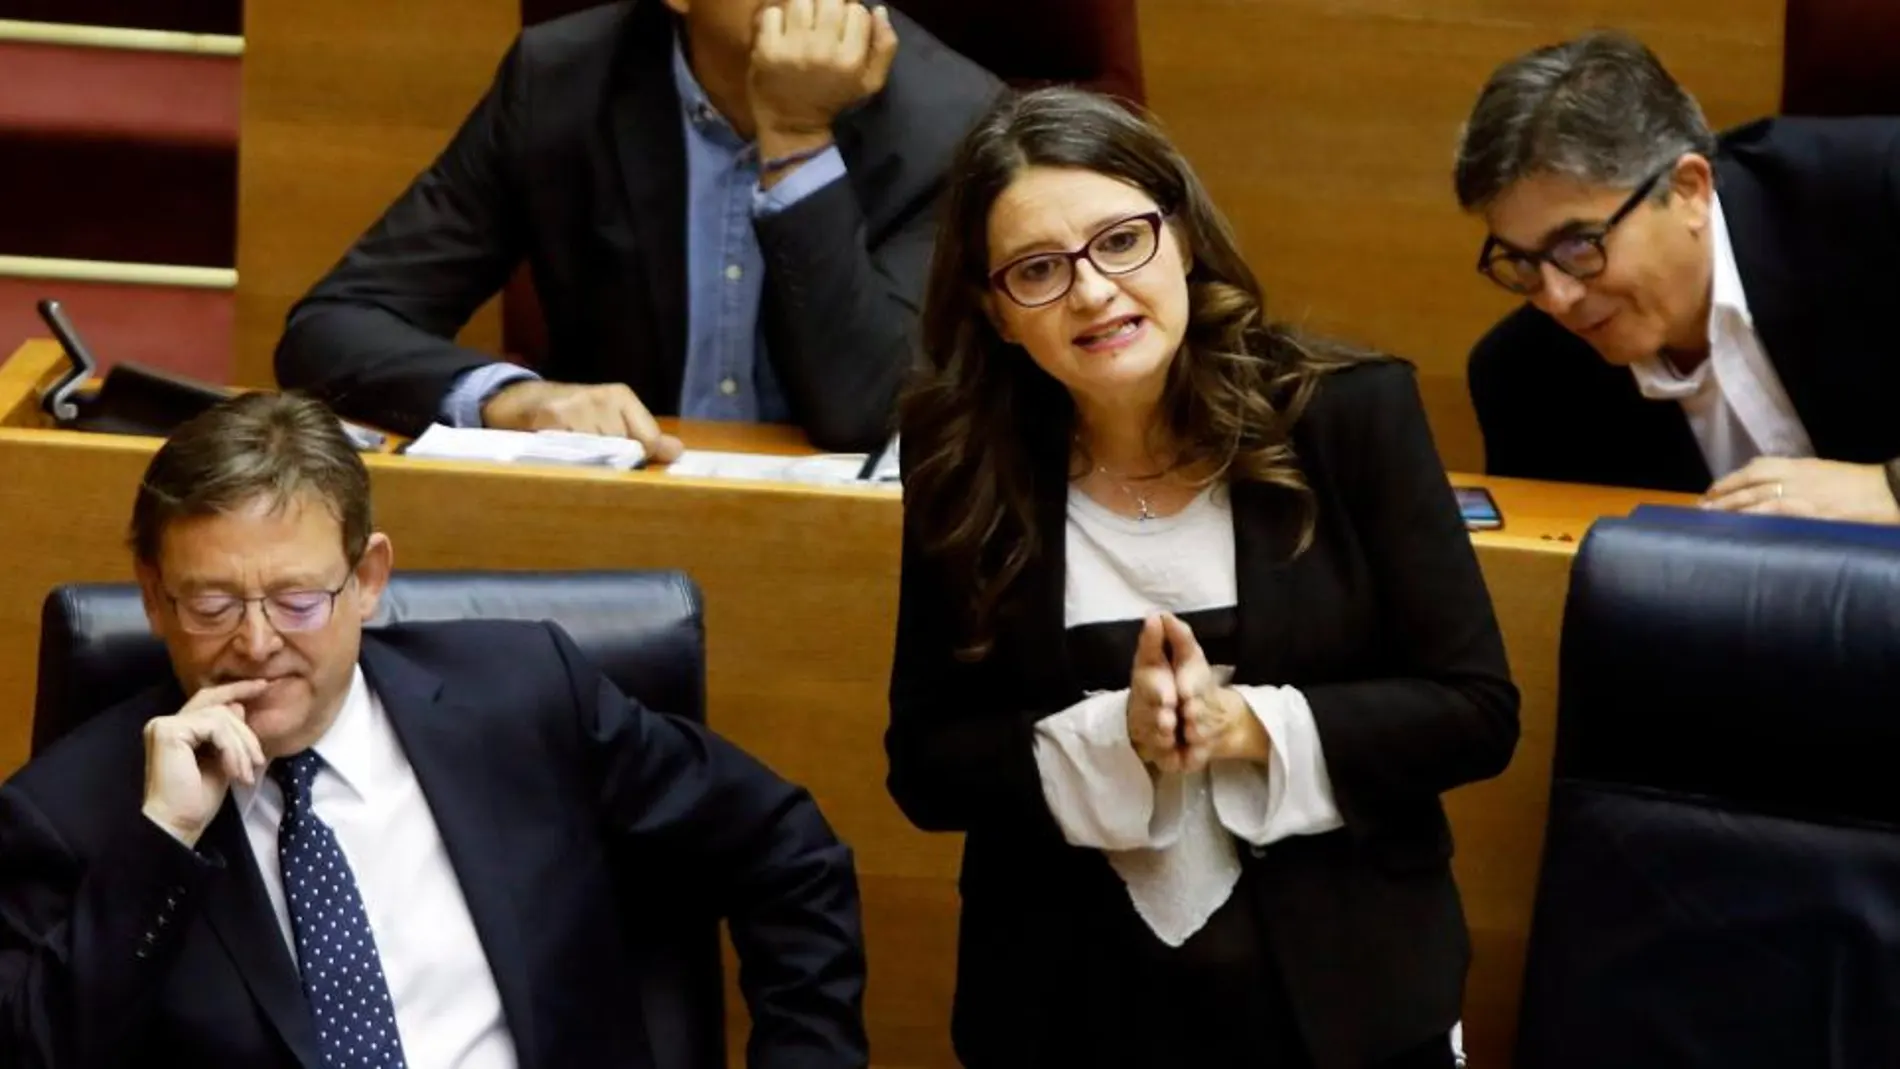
[1094,463,1158,521]
[1077,432,1169,521]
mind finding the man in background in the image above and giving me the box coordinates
[277,0,1000,457]
[1455,31,1900,524]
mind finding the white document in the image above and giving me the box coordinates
[403,425,648,471]
[665,450,884,487]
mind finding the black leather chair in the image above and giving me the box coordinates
[1515,512,1900,1068]
[32,569,724,1069]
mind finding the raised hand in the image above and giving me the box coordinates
[748,0,898,144]
[141,680,271,847]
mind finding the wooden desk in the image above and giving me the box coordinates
[0,339,1696,1067]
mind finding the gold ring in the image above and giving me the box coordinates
[1776,482,1785,500]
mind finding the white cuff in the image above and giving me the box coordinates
[1033,691,1186,851]
[1211,685,1344,846]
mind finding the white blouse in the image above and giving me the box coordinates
[1031,485,1344,946]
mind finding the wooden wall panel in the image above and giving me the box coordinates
[1137,0,1784,471]
[234,0,519,387]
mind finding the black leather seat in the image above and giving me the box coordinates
[32,568,723,1069]
[1515,512,1900,1068]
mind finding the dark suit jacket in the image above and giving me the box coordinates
[0,620,866,1069]
[1469,117,1900,492]
[887,361,1521,1069]
[274,0,1001,450]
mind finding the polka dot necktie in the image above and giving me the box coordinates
[272,751,409,1069]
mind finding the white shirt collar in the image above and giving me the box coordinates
[1630,191,1750,400]
[1706,191,1753,329]
[232,664,377,820]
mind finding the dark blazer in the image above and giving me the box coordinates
[274,0,1001,450]
[887,361,1521,1068]
[0,620,866,1069]
[1469,117,1900,492]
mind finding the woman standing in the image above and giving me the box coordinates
[887,87,1519,1068]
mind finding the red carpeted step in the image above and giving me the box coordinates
[0,40,238,268]
[0,135,236,268]
[0,29,240,379]
[0,276,232,382]
[0,41,239,147]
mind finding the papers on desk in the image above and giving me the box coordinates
[403,424,648,470]
[666,450,895,488]
[399,425,901,488]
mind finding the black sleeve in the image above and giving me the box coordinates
[883,508,1070,843]
[545,623,868,1069]
[273,41,534,435]
[755,176,939,453]
[0,789,223,1069]
[1304,365,1522,822]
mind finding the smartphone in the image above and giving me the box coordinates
[1454,486,1504,531]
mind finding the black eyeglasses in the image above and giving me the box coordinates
[1476,167,1670,296]
[162,572,356,636]
[988,211,1166,308]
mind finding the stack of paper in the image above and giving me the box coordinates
[665,450,876,487]
[403,425,648,470]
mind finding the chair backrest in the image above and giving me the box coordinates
[32,568,722,1069]
[35,569,705,751]
[1515,513,1900,1068]
[1783,0,1900,116]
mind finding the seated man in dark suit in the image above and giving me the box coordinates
[276,0,1000,457]
[1454,31,1900,524]
[0,392,867,1067]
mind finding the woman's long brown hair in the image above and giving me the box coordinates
[901,88,1367,658]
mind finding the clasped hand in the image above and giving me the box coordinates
[1126,613,1269,775]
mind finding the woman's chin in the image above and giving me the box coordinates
[1067,342,1173,394]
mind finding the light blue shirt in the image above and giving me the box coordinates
[441,35,847,428]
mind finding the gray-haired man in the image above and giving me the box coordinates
[1455,31,1900,524]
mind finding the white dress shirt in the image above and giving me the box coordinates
[1629,191,1815,479]
[232,667,518,1069]
[1031,486,1343,947]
